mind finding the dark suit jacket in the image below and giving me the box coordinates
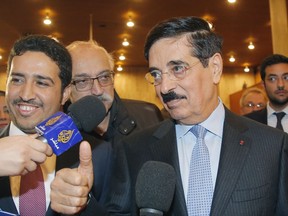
[244,108,268,125]
[105,108,288,216]
[0,124,113,216]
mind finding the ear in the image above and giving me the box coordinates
[61,84,71,105]
[261,80,266,88]
[210,53,223,84]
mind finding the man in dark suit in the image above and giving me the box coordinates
[245,54,288,132]
[0,35,112,215]
[103,17,288,215]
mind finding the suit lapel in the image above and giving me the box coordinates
[148,120,188,216]
[0,125,18,214]
[0,177,18,214]
[210,110,251,215]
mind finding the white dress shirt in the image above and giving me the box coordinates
[267,102,288,133]
[176,99,224,201]
[9,122,56,213]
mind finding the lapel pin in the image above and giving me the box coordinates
[239,140,245,145]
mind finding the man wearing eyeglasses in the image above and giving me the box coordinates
[245,54,288,132]
[103,17,288,215]
[239,87,267,115]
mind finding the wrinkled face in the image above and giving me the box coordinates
[241,92,267,115]
[6,51,69,133]
[0,95,10,128]
[263,63,288,110]
[148,36,222,125]
[69,46,114,113]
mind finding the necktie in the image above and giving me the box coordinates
[187,125,213,216]
[274,112,285,131]
[19,165,46,216]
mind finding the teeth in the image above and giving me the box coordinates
[19,105,35,111]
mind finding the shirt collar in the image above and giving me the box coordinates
[267,102,288,117]
[9,121,27,136]
[176,98,224,138]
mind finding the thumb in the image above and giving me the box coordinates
[78,141,93,188]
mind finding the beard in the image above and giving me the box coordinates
[269,95,288,106]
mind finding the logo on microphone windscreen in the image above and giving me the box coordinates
[35,111,83,155]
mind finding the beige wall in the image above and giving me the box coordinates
[0,72,6,91]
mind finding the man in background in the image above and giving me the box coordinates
[239,87,267,115]
[0,35,112,216]
[245,54,288,132]
[0,90,10,128]
[66,40,163,148]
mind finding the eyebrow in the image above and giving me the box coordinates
[73,70,112,78]
[10,72,55,84]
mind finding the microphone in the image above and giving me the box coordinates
[135,161,176,216]
[67,95,106,132]
[35,95,106,155]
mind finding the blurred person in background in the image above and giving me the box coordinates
[239,87,267,115]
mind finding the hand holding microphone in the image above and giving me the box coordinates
[35,95,106,155]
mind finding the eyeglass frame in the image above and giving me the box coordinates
[244,102,265,108]
[145,60,201,86]
[71,71,115,92]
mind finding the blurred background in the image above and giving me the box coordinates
[0,0,287,114]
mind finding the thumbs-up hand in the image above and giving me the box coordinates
[50,141,94,215]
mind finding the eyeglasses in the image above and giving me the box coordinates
[71,71,114,92]
[244,102,265,108]
[145,60,201,86]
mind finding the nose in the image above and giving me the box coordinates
[158,73,177,94]
[91,79,104,96]
[19,83,36,101]
[277,77,285,89]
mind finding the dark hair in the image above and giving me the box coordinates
[7,35,72,91]
[144,16,223,67]
[260,54,288,81]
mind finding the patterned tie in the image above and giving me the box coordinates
[19,165,46,216]
[187,125,213,216]
[274,112,285,131]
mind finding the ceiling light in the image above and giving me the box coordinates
[119,54,126,61]
[117,65,123,71]
[229,55,236,62]
[228,0,236,3]
[244,66,250,72]
[0,55,2,60]
[206,21,213,29]
[126,18,134,27]
[43,14,52,25]
[248,42,255,50]
[122,38,129,46]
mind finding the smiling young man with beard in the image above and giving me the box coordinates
[245,54,288,132]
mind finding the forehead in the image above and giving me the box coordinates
[244,92,265,102]
[148,36,192,66]
[10,51,59,76]
[265,63,288,75]
[70,46,111,76]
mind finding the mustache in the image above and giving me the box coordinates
[96,93,113,102]
[12,98,43,107]
[161,91,186,103]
